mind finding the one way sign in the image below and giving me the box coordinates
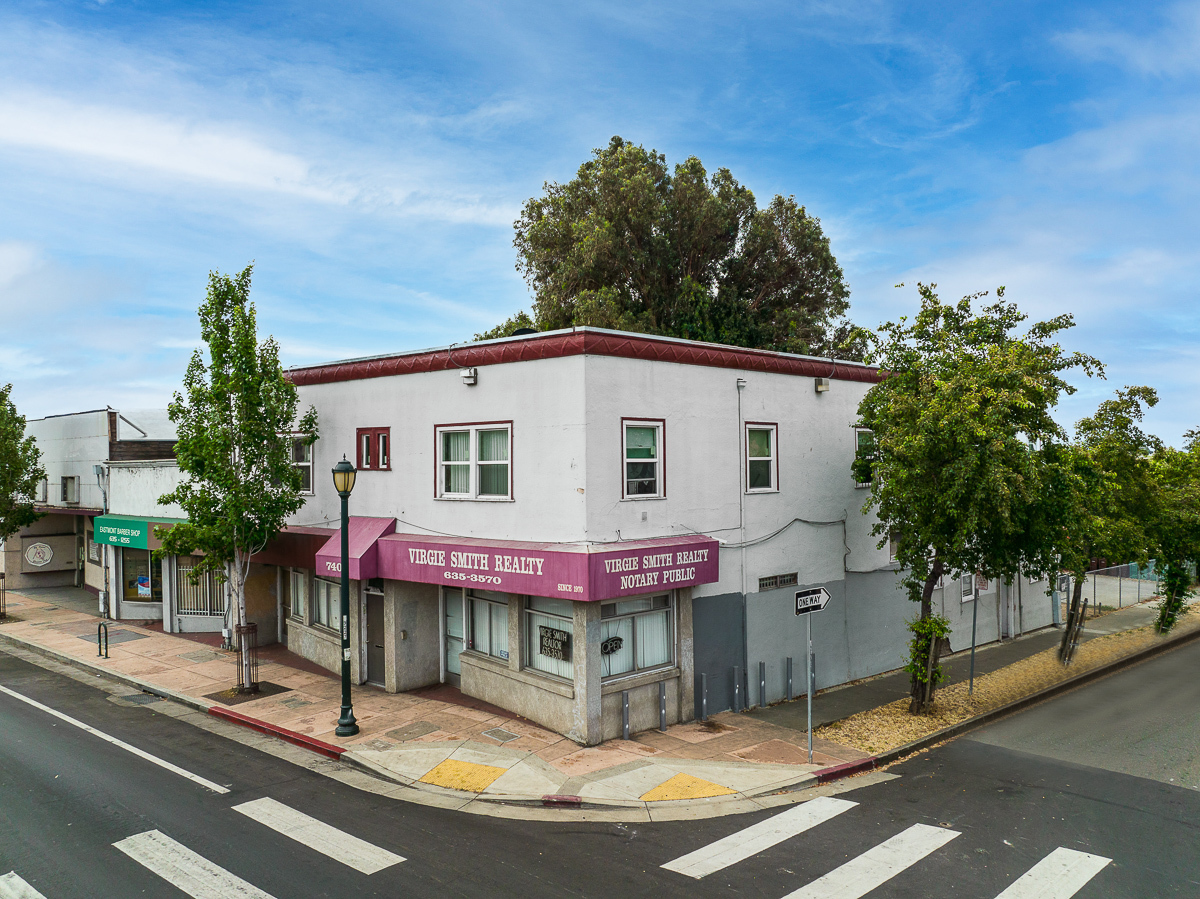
[795,587,831,616]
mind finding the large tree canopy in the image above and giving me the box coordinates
[855,284,1100,711]
[481,136,858,357]
[0,383,44,542]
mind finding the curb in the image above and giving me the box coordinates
[207,705,346,760]
[827,622,1200,778]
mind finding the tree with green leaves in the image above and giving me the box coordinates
[0,383,45,544]
[481,136,862,358]
[855,284,1100,712]
[1056,387,1161,656]
[157,265,317,689]
[1148,429,1200,633]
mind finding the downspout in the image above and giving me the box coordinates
[95,464,110,619]
[737,378,748,704]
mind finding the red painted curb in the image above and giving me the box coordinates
[208,706,346,760]
[541,794,583,807]
[814,757,878,784]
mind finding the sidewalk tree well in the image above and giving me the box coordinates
[156,265,318,686]
[0,383,45,541]
[855,284,1101,712]
[481,136,865,359]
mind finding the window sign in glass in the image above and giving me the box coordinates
[598,593,673,678]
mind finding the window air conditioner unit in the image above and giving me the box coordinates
[62,476,80,504]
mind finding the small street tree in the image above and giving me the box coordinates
[1056,388,1161,652]
[855,284,1099,712]
[0,383,45,543]
[482,136,863,358]
[158,265,317,689]
[1148,429,1200,633]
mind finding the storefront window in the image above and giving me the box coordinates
[175,556,224,616]
[467,589,509,660]
[290,569,308,620]
[122,548,163,603]
[524,596,573,679]
[600,593,673,679]
[314,577,337,629]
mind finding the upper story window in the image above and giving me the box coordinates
[37,478,48,503]
[61,476,79,504]
[746,423,778,492]
[436,423,512,500]
[357,427,391,471]
[623,419,664,499]
[854,427,876,488]
[289,437,314,495]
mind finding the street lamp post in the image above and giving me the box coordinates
[332,456,359,737]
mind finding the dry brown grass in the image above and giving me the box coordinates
[816,608,1200,755]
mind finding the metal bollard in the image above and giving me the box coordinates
[622,690,630,740]
[759,661,767,708]
[659,681,667,732]
[97,621,109,659]
[733,666,741,712]
[701,673,708,721]
[787,657,794,701]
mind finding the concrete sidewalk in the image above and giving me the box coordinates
[0,588,868,812]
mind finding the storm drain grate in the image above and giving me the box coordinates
[481,727,520,744]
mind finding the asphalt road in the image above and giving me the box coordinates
[1,640,1198,898]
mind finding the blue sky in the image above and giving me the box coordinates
[1,1,1197,442]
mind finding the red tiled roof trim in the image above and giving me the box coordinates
[287,331,881,386]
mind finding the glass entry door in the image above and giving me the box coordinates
[443,587,464,685]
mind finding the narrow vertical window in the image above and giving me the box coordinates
[746,424,777,492]
[441,430,470,495]
[361,432,372,469]
[623,421,663,498]
[290,438,313,494]
[379,432,389,469]
[477,429,509,497]
[355,427,391,471]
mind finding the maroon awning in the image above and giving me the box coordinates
[252,524,338,569]
[314,517,397,580]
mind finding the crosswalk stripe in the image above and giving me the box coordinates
[113,830,277,899]
[662,796,858,879]
[782,822,960,899]
[0,872,49,899]
[232,797,404,874]
[993,847,1111,898]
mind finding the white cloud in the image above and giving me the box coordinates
[0,91,351,202]
[1058,3,1200,77]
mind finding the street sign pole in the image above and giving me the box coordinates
[794,587,830,764]
[806,611,813,763]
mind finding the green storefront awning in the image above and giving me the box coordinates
[93,514,186,550]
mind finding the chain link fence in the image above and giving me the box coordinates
[1058,562,1167,621]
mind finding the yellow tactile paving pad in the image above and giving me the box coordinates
[640,772,738,802]
[418,758,508,793]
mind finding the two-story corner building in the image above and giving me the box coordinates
[270,326,1053,746]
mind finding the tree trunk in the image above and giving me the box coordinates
[232,551,252,690]
[1059,572,1086,663]
[910,556,945,713]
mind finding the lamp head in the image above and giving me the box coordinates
[332,455,357,497]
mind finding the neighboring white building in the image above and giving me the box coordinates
[275,327,1055,744]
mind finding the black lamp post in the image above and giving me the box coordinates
[332,456,359,737]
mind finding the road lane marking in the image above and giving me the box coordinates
[113,830,275,899]
[783,822,960,899]
[662,796,858,879]
[232,797,404,874]
[0,684,228,794]
[993,847,1111,898]
[0,872,49,899]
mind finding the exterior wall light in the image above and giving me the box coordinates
[814,377,831,393]
[461,368,478,386]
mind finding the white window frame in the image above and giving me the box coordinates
[854,427,876,489]
[622,419,665,500]
[289,568,308,622]
[745,423,778,493]
[314,577,338,629]
[435,422,513,501]
[465,590,510,662]
[288,436,314,496]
